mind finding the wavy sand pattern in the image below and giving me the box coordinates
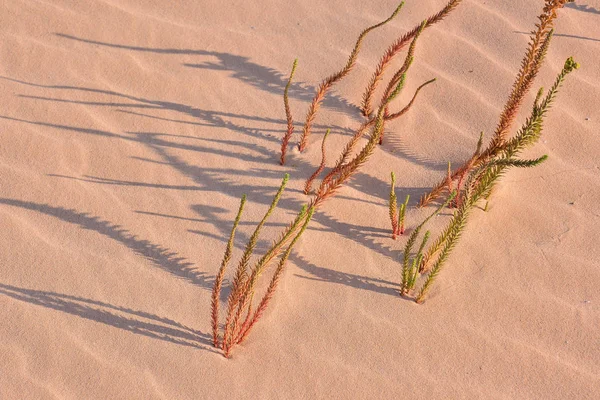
[0,0,598,398]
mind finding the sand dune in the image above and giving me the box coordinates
[1,0,598,398]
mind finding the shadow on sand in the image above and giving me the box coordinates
[0,33,448,302]
[0,282,215,351]
[0,198,209,289]
[566,2,600,15]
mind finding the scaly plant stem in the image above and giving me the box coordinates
[297,2,405,152]
[377,21,426,144]
[389,172,399,239]
[211,195,246,347]
[419,0,574,207]
[304,129,331,194]
[361,0,463,116]
[280,59,299,165]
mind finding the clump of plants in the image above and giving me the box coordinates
[210,0,578,357]
[399,0,578,303]
[389,172,410,239]
[211,0,464,357]
[211,174,316,357]
[279,0,463,161]
[361,0,462,119]
[419,0,575,208]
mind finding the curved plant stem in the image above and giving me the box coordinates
[297,2,405,152]
[389,172,399,239]
[211,195,246,347]
[235,208,315,345]
[419,0,573,207]
[280,59,298,165]
[304,129,331,194]
[361,0,463,117]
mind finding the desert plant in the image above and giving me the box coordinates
[401,192,456,295]
[361,0,462,117]
[215,174,305,357]
[210,2,458,355]
[211,195,246,347]
[419,0,575,207]
[401,0,578,303]
[296,2,405,152]
[388,172,410,239]
[417,59,578,301]
[280,59,298,165]
[304,128,331,194]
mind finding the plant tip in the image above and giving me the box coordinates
[564,56,579,71]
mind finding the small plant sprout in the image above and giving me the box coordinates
[280,58,298,165]
[400,192,456,297]
[304,129,331,194]
[398,194,409,235]
[389,172,410,239]
[389,172,398,239]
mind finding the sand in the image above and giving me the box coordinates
[1,0,599,398]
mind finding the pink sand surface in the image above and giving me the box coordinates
[0,1,598,398]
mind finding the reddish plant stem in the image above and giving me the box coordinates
[280,59,298,165]
[361,0,463,116]
[297,3,404,151]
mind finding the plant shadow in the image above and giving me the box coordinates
[291,254,400,297]
[566,2,600,15]
[0,33,449,298]
[513,30,600,43]
[54,33,362,117]
[0,282,215,352]
[0,198,210,289]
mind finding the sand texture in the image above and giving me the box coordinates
[1,0,599,398]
